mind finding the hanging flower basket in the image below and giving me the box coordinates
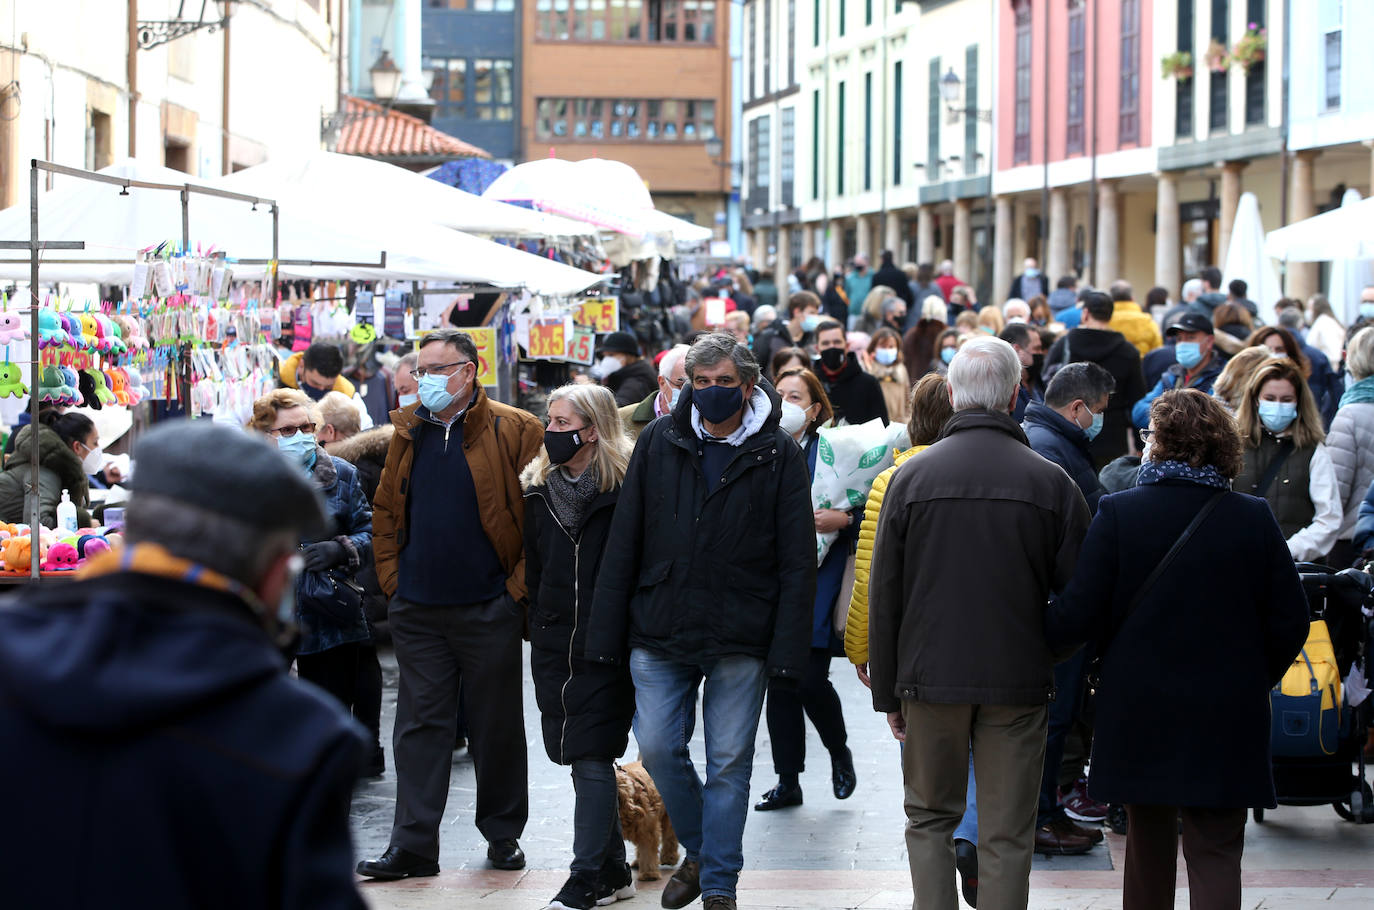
[1161,51,1194,81]
[1231,25,1267,72]
[1204,38,1230,74]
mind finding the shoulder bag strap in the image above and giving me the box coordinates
[1121,489,1228,624]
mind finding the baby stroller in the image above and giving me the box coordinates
[1254,563,1374,824]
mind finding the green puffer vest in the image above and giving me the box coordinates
[1235,432,1315,539]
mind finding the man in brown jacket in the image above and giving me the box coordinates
[868,335,1090,910]
[357,329,544,880]
[616,343,688,441]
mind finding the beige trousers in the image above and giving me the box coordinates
[900,701,1049,910]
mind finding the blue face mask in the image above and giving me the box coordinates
[941,347,956,365]
[418,370,462,414]
[1175,341,1204,369]
[1360,302,1374,320]
[695,384,745,424]
[1080,407,1104,442]
[1024,267,1040,278]
[801,314,822,332]
[277,432,317,469]
[397,392,419,409]
[874,347,898,366]
[1258,400,1298,433]
[669,386,682,410]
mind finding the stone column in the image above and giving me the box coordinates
[801,222,816,265]
[993,195,1014,303]
[756,229,771,272]
[1218,160,1247,268]
[854,214,873,264]
[916,206,935,264]
[1046,187,1070,282]
[1095,179,1121,288]
[883,211,902,260]
[952,199,973,286]
[744,229,758,267]
[1288,150,1321,301]
[776,225,792,272]
[1154,172,1181,294]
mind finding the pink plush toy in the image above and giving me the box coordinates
[0,311,29,345]
[41,542,80,571]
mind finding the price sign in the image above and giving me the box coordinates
[573,298,619,334]
[566,325,595,365]
[703,296,727,327]
[468,326,499,387]
[528,317,567,360]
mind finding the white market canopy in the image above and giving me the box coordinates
[0,161,608,296]
[1264,196,1374,262]
[483,157,714,251]
[214,151,599,240]
[1223,192,1282,324]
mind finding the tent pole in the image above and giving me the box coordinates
[181,188,190,252]
[27,161,39,580]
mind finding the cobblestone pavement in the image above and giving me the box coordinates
[350,646,1374,908]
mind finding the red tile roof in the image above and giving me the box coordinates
[335,95,491,162]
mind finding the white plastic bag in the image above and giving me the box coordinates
[811,418,897,563]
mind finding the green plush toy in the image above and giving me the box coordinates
[0,363,27,399]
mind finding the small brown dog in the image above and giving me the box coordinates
[615,760,680,881]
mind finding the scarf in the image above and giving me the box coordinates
[1136,459,1231,491]
[545,465,600,536]
[1339,375,1374,409]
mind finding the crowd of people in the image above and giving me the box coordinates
[4,258,1373,910]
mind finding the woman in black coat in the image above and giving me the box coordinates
[521,383,637,910]
[1047,388,1308,910]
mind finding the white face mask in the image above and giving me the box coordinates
[779,400,810,437]
[80,443,104,476]
[591,355,623,380]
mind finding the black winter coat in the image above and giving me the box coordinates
[0,572,367,909]
[606,358,659,408]
[1043,327,1146,465]
[871,264,915,307]
[819,353,890,426]
[524,483,634,764]
[1023,403,1107,515]
[585,384,816,678]
[1046,481,1309,808]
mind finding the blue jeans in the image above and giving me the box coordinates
[630,649,768,901]
[953,755,978,844]
[1038,648,1090,827]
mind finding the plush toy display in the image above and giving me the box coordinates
[0,311,29,345]
[0,363,28,400]
[41,542,80,572]
[37,310,69,348]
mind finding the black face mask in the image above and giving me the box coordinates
[818,348,847,371]
[544,428,589,465]
[1031,353,1045,375]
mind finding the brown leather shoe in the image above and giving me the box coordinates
[1051,815,1103,844]
[660,859,701,909]
[703,897,737,910]
[1034,822,1094,855]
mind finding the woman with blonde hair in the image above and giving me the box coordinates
[520,384,638,910]
[976,305,1005,336]
[1210,346,1272,413]
[856,284,896,335]
[1233,358,1342,562]
[864,327,912,424]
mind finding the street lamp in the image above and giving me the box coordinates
[138,0,233,50]
[704,136,724,161]
[938,68,993,123]
[369,51,402,104]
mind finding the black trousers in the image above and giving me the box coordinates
[1124,805,1247,910]
[389,593,528,860]
[296,642,361,712]
[764,648,848,776]
[355,643,383,755]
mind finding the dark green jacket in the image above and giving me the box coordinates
[0,425,92,529]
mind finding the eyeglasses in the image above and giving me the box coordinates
[666,376,686,389]
[411,361,471,380]
[1139,429,1154,443]
[269,423,316,438]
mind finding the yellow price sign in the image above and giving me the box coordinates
[528,318,567,359]
[467,326,499,387]
[573,298,619,334]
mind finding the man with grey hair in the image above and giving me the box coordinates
[0,420,369,908]
[587,333,815,910]
[869,335,1091,910]
[619,343,689,440]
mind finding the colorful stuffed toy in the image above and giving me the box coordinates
[76,535,111,560]
[37,310,69,348]
[0,311,29,345]
[109,369,131,406]
[41,541,80,571]
[97,315,127,356]
[37,365,67,403]
[76,313,100,352]
[2,536,32,572]
[89,369,117,406]
[0,363,28,399]
[124,369,146,405]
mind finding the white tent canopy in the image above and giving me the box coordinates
[1324,188,1374,324]
[0,161,608,295]
[1264,196,1374,263]
[1223,192,1283,324]
[483,157,714,251]
[214,151,598,240]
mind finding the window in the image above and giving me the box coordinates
[813,0,820,47]
[964,45,978,174]
[1322,0,1343,110]
[764,0,772,95]
[1013,0,1032,164]
[1209,0,1228,133]
[1244,0,1265,126]
[534,97,716,140]
[893,60,902,185]
[863,72,873,191]
[839,0,846,37]
[866,0,872,26]
[747,2,756,100]
[748,115,771,211]
[788,0,796,85]
[535,0,712,41]
[1066,0,1085,155]
[472,59,514,120]
[1176,0,1194,138]
[1120,0,1141,144]
[428,58,514,121]
[928,57,940,182]
[430,0,516,7]
[87,110,112,171]
[781,107,795,207]
[837,80,846,195]
[812,89,821,200]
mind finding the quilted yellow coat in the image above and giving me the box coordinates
[844,444,928,664]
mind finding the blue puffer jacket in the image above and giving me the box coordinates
[1023,402,1106,516]
[1351,475,1374,554]
[296,450,373,656]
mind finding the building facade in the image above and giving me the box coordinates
[0,0,340,209]
[420,0,520,161]
[519,0,732,236]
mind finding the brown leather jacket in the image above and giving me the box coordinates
[372,384,544,602]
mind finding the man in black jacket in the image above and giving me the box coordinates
[597,331,659,407]
[871,250,915,308]
[0,420,367,910]
[869,335,1090,910]
[814,319,889,425]
[586,333,815,910]
[1043,291,1146,465]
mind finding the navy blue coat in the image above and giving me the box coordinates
[295,451,373,656]
[1352,475,1374,552]
[1046,481,1309,808]
[1023,402,1107,515]
[0,572,368,909]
